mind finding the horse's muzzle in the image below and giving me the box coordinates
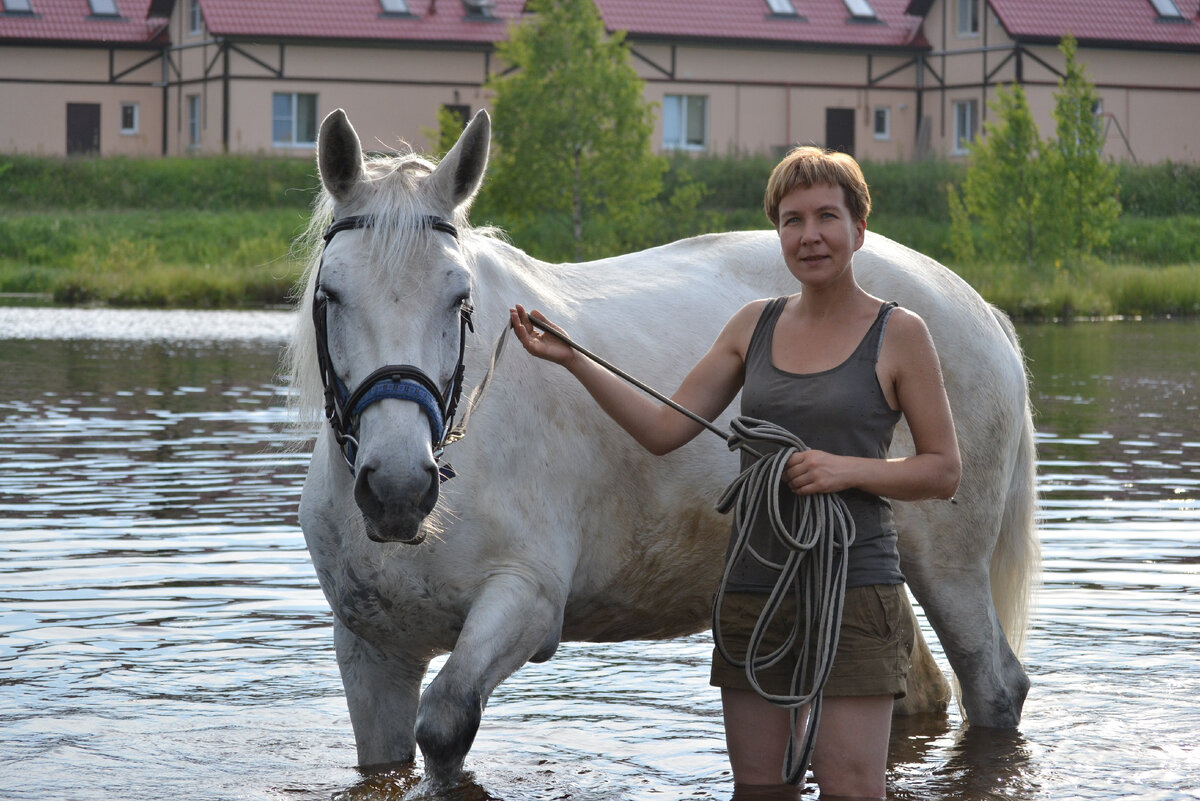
[354,460,439,544]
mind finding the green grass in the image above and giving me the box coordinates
[1,152,1197,317]
[0,208,308,306]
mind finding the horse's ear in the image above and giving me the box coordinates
[429,109,490,213]
[318,109,364,202]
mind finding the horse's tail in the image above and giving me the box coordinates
[989,308,1040,657]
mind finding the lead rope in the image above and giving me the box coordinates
[714,417,854,785]
[518,317,852,787]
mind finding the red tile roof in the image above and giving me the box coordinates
[196,0,526,44]
[0,0,169,44]
[194,0,925,49]
[598,0,927,49]
[990,0,1200,50]
[4,0,1195,51]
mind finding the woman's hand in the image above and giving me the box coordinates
[510,304,576,367]
[783,449,852,496]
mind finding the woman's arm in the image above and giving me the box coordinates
[510,303,757,456]
[782,308,962,501]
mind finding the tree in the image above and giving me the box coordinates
[950,37,1119,271]
[959,82,1049,268]
[484,0,664,260]
[1042,35,1121,261]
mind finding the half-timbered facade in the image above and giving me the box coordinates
[2,0,1197,162]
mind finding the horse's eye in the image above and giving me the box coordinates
[317,285,340,305]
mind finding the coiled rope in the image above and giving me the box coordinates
[461,317,854,786]
[714,416,854,785]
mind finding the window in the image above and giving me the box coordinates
[663,95,707,150]
[379,0,410,12]
[188,0,202,34]
[844,0,877,20]
[953,99,977,154]
[765,0,798,14]
[956,0,979,36]
[120,102,139,134]
[1149,0,1184,18]
[88,0,118,15]
[873,106,890,140]
[187,94,201,146]
[2,0,34,13]
[273,92,318,147]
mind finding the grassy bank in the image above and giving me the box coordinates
[1,153,1198,318]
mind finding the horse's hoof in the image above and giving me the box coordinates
[414,687,483,783]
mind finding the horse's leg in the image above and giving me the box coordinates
[900,503,1030,728]
[893,593,952,717]
[414,571,565,782]
[334,618,428,768]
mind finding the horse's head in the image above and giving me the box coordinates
[294,108,490,544]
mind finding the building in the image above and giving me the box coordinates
[1,0,1198,162]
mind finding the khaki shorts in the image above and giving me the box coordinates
[709,583,915,699]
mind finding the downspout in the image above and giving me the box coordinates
[915,54,924,156]
[161,44,169,155]
[222,41,230,153]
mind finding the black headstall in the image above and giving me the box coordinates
[312,214,474,478]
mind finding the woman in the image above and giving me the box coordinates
[510,146,960,801]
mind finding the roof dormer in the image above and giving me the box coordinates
[844,0,878,21]
[380,0,412,15]
[88,0,120,17]
[1148,0,1186,20]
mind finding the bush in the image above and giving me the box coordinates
[1116,161,1200,217]
[0,152,319,211]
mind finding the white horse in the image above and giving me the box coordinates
[286,108,1037,782]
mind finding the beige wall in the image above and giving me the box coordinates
[0,45,161,157]
[2,0,1196,163]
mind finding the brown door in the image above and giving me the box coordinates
[67,103,101,155]
[825,108,855,156]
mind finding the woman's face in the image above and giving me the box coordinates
[776,183,866,289]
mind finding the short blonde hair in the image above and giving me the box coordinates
[763,146,871,227]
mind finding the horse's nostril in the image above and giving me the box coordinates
[354,465,384,519]
[418,466,439,515]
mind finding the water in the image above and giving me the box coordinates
[1,310,1198,800]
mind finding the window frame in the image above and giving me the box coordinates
[765,0,798,14]
[186,93,201,147]
[120,102,139,135]
[956,0,980,37]
[187,0,202,34]
[873,106,891,141]
[272,92,319,149]
[662,94,708,151]
[952,99,977,155]
[88,0,119,16]
[1149,0,1184,19]
[844,0,877,20]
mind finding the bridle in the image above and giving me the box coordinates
[312,214,474,477]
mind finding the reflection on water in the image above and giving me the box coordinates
[1,314,1198,800]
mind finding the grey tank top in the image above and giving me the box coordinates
[724,297,905,591]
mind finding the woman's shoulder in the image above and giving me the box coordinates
[714,297,780,355]
[879,304,939,365]
[728,296,782,328]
